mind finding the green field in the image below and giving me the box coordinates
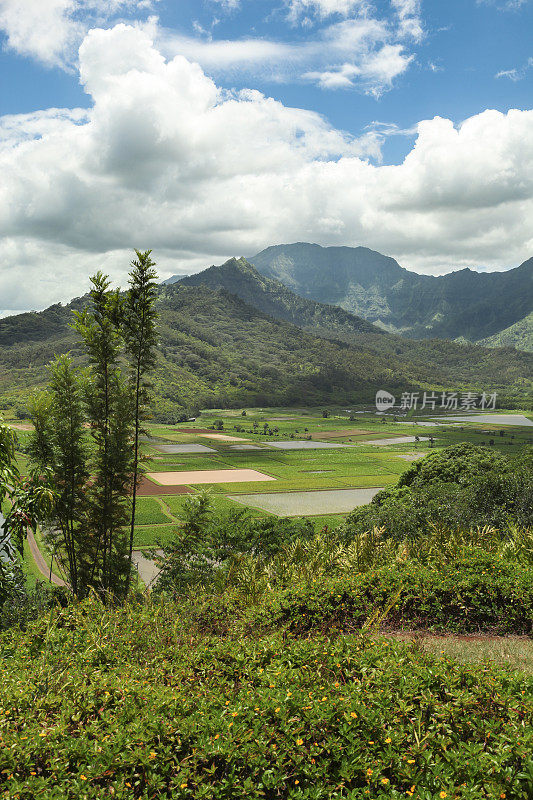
[6,406,533,551]
[126,407,533,546]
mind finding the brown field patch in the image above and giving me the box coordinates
[137,476,194,496]
[146,469,275,486]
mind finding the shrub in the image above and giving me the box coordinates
[342,444,533,537]
[252,549,533,636]
[0,601,531,799]
[396,442,511,490]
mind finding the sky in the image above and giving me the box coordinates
[0,0,532,314]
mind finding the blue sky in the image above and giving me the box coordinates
[0,0,532,312]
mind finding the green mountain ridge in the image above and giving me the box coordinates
[176,256,533,378]
[479,311,533,353]
[0,274,531,420]
[178,257,380,338]
[245,242,533,345]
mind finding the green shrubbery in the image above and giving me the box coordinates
[251,550,533,636]
[155,493,315,594]
[2,444,533,797]
[0,600,531,799]
[342,444,533,539]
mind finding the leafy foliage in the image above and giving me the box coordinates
[0,600,531,799]
[156,491,315,595]
[252,549,533,636]
[0,415,55,605]
[343,444,533,539]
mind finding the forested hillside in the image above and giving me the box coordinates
[480,311,533,352]
[0,281,532,420]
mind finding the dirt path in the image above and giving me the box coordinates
[26,530,66,587]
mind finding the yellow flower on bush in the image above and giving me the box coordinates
[296,738,304,745]
[440,793,447,799]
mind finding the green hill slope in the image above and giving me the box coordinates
[480,311,533,353]
[176,257,533,401]
[0,281,532,420]
[248,242,533,345]
[179,257,380,338]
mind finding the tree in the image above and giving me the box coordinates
[73,273,134,600]
[27,358,89,598]
[0,415,55,605]
[121,251,159,595]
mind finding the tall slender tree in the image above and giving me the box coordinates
[73,273,134,600]
[27,358,89,598]
[121,251,159,594]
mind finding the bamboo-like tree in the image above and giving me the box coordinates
[73,273,135,600]
[27,358,88,598]
[121,251,159,594]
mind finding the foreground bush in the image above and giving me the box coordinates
[251,550,533,635]
[0,601,532,799]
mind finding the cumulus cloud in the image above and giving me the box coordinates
[1,23,533,313]
[0,0,157,68]
[0,0,422,95]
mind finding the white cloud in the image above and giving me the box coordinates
[1,24,533,313]
[390,0,423,39]
[0,0,157,68]
[496,57,533,81]
[209,0,241,9]
[303,44,413,93]
[160,13,416,95]
[0,0,422,95]
[304,62,361,88]
[477,0,528,10]
[287,0,369,21]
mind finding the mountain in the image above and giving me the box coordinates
[479,312,533,353]
[176,256,532,377]
[1,276,532,420]
[163,274,189,285]
[172,257,533,404]
[248,243,533,345]
[178,257,379,338]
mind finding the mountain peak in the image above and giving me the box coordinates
[249,242,533,343]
